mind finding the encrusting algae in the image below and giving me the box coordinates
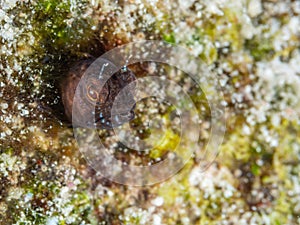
[0,0,300,224]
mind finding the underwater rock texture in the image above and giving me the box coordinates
[0,0,300,224]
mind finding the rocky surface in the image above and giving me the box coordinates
[0,0,299,224]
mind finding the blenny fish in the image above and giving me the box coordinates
[61,58,136,129]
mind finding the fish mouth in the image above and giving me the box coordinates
[95,106,136,129]
[92,67,137,129]
[111,110,135,126]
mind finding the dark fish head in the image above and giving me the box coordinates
[92,67,137,129]
[62,59,136,129]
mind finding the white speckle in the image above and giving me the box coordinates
[224,189,233,198]
[1,103,8,109]
[271,114,280,127]
[248,0,262,18]
[191,42,203,56]
[46,217,59,225]
[5,129,12,136]
[178,0,195,10]
[206,2,224,16]
[220,78,228,87]
[151,197,164,207]
[0,132,6,138]
[240,13,256,39]
[256,159,264,166]
[152,214,162,225]
[21,109,29,116]
[17,103,24,110]
[242,125,251,135]
[288,17,300,36]
[107,190,114,197]
[270,138,278,147]
[24,192,33,202]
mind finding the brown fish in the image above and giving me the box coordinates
[61,58,136,129]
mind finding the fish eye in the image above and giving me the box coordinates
[87,84,98,101]
[121,66,127,72]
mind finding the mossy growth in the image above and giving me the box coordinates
[29,0,103,83]
[163,32,176,44]
[33,0,96,54]
[14,171,96,225]
[24,0,108,125]
[149,128,180,159]
[178,6,244,64]
[244,35,275,61]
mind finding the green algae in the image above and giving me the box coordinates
[163,32,176,44]
[33,0,95,54]
[244,36,275,61]
[1,0,300,224]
